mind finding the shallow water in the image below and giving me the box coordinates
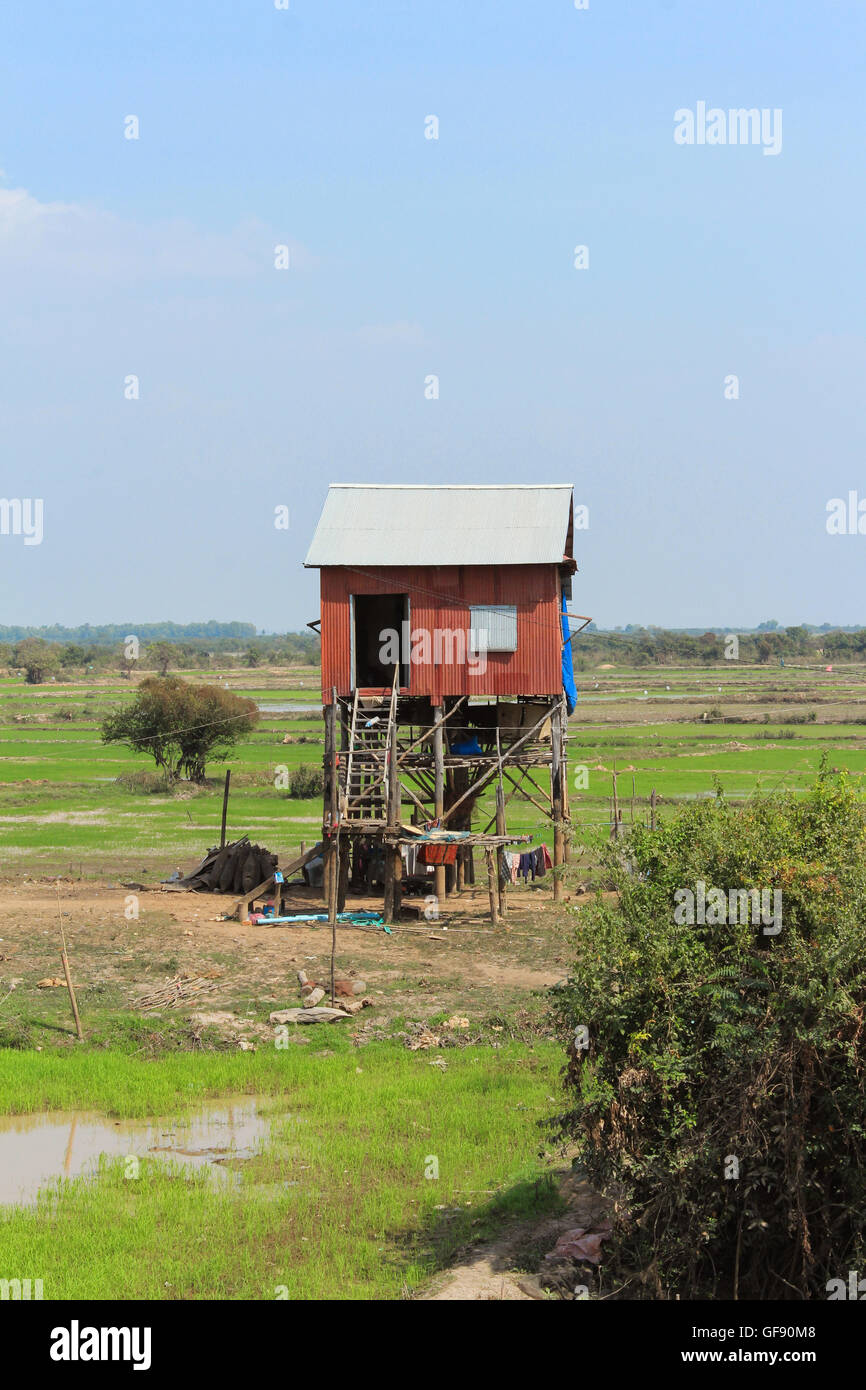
[256,702,320,714]
[0,1098,269,1207]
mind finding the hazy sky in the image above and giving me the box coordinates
[1,1,864,633]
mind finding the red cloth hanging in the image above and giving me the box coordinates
[419,842,458,866]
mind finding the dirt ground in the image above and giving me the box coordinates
[0,875,581,1044]
[423,1169,609,1300]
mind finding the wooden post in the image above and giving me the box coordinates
[551,702,564,902]
[612,762,620,840]
[219,770,231,849]
[337,844,350,912]
[383,707,401,924]
[485,849,500,925]
[383,853,394,921]
[327,688,341,1003]
[324,694,338,911]
[650,787,657,832]
[560,697,571,863]
[433,707,446,906]
[495,783,507,917]
[494,729,507,917]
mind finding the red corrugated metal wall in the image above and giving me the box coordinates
[319,564,562,701]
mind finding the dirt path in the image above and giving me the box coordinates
[421,1172,606,1300]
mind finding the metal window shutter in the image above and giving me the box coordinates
[469,604,518,652]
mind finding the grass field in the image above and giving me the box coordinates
[0,1040,563,1300]
[2,656,866,1299]
[3,659,866,871]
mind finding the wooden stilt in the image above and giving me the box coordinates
[551,702,564,902]
[495,782,507,917]
[433,708,446,906]
[337,846,349,912]
[384,693,401,925]
[485,849,500,925]
[560,698,571,863]
[383,855,395,921]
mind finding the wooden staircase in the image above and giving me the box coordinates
[340,676,399,825]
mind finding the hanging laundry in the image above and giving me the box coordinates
[498,853,511,889]
[402,843,418,876]
[420,842,457,866]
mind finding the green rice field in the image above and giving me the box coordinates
[2,661,866,872]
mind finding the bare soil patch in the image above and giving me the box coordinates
[0,877,575,1038]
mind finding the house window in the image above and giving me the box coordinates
[469,604,518,653]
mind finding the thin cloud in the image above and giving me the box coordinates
[0,184,314,281]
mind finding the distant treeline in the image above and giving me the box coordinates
[0,627,321,680]
[574,625,866,666]
[0,622,257,645]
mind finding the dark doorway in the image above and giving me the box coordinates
[353,593,409,690]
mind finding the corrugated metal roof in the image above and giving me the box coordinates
[305,484,574,567]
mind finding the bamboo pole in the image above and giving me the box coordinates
[56,883,83,1041]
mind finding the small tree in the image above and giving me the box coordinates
[101,677,258,782]
[14,638,59,685]
[147,641,174,676]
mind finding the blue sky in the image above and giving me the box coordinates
[1,0,864,633]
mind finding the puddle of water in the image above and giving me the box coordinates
[0,1098,269,1207]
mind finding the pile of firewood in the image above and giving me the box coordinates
[170,837,277,894]
[136,970,223,1012]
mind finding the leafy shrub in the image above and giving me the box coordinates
[287,763,322,799]
[549,770,866,1299]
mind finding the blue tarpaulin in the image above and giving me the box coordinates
[561,589,578,715]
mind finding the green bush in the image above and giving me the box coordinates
[549,770,866,1299]
[287,763,322,799]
